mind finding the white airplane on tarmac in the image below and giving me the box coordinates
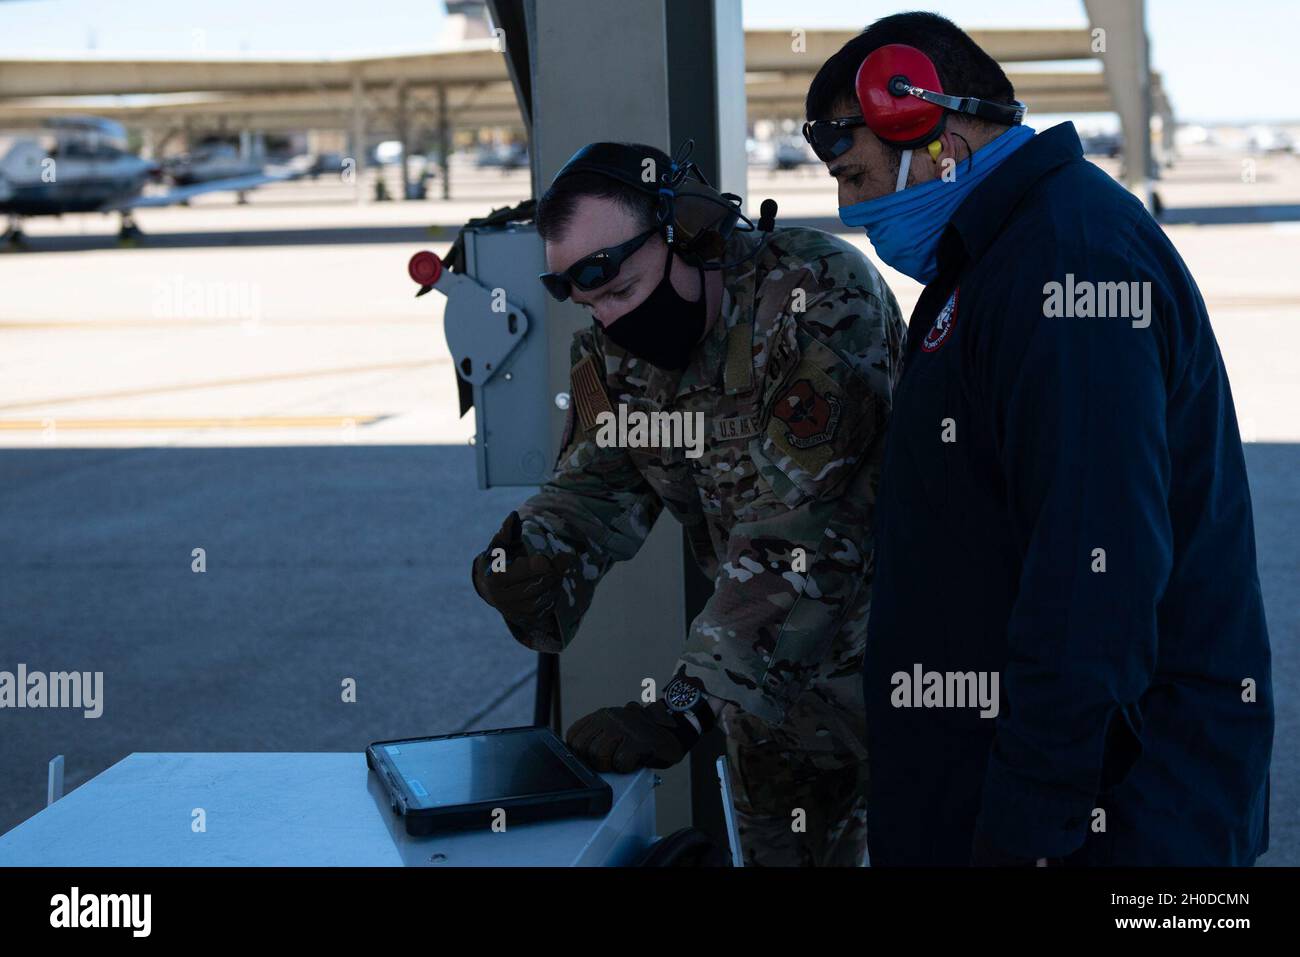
[0,115,302,247]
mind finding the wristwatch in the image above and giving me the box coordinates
[663,673,716,737]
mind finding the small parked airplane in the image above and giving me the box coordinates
[0,116,302,246]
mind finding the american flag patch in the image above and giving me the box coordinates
[572,354,614,433]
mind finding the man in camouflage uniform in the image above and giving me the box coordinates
[472,143,904,865]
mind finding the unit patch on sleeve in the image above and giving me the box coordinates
[772,378,841,449]
[751,330,884,505]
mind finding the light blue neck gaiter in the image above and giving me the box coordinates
[839,124,1036,284]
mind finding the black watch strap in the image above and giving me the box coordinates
[666,709,703,751]
[663,673,716,736]
[687,694,716,735]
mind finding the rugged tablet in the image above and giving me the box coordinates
[366,726,613,836]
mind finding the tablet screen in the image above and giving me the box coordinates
[381,730,586,808]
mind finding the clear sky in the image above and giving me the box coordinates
[0,0,1293,124]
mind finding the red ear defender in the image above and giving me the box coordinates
[855,44,947,149]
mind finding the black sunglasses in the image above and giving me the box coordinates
[539,226,659,302]
[801,116,867,163]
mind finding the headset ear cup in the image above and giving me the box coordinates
[856,43,947,148]
[671,182,740,262]
[549,141,739,260]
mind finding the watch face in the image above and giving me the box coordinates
[664,677,701,712]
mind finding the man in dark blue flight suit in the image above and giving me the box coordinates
[805,12,1273,865]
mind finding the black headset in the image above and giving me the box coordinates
[548,139,763,269]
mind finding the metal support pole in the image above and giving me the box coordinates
[1085,0,1153,210]
[397,80,411,200]
[47,755,64,806]
[438,84,451,200]
[533,654,561,732]
[351,68,366,204]
[527,0,745,839]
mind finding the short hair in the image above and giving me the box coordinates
[535,143,662,244]
[805,11,1016,122]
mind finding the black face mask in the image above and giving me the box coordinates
[600,245,706,372]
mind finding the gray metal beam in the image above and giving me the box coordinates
[396,80,411,200]
[527,0,744,839]
[1084,0,1154,207]
[662,0,748,847]
[0,48,512,98]
[529,0,687,837]
[486,0,532,128]
[350,68,366,204]
[437,85,450,200]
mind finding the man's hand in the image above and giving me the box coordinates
[471,511,573,622]
[566,700,695,773]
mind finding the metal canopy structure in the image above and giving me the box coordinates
[0,28,1139,97]
[0,69,1171,134]
[0,26,1170,139]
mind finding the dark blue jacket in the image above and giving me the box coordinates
[863,122,1273,866]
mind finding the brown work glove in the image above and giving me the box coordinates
[471,511,573,623]
[566,700,697,773]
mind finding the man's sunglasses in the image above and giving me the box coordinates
[801,116,867,163]
[539,226,658,302]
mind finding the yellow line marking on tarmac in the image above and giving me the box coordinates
[0,415,383,431]
[0,360,435,412]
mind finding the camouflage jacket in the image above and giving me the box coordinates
[509,226,904,726]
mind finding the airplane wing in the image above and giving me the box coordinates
[106,167,304,210]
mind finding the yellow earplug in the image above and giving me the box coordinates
[926,140,943,161]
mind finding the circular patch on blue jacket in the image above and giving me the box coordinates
[921,287,959,353]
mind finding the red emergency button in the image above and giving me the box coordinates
[408,250,442,287]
